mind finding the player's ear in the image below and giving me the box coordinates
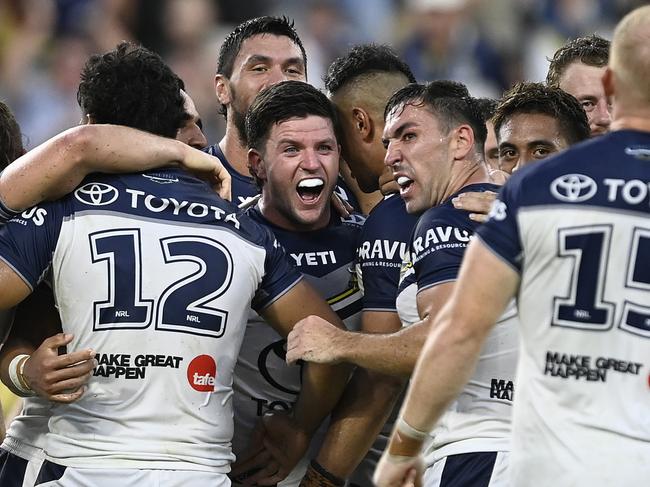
[450,124,475,160]
[215,74,232,106]
[352,107,373,142]
[247,148,267,182]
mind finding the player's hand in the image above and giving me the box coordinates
[379,168,400,196]
[286,316,344,365]
[231,412,310,486]
[22,333,96,403]
[331,192,353,218]
[181,147,232,201]
[451,191,498,223]
[373,452,423,487]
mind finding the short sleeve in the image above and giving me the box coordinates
[475,181,523,273]
[0,203,63,289]
[251,226,303,311]
[411,211,472,292]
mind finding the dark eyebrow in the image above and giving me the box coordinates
[498,142,517,151]
[243,54,273,66]
[525,140,555,149]
[391,121,418,140]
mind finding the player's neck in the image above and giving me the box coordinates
[610,115,650,133]
[443,159,490,203]
[219,128,250,177]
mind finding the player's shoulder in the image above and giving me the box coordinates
[364,194,418,232]
[503,130,650,208]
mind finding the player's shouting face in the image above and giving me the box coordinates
[383,103,453,214]
[253,115,340,231]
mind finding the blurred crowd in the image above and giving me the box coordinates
[0,0,643,149]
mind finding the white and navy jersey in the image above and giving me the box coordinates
[357,194,418,312]
[397,183,519,463]
[232,208,363,469]
[1,397,49,462]
[206,144,259,208]
[477,130,650,486]
[0,167,302,472]
[206,144,361,213]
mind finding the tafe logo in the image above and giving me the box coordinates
[187,355,216,392]
[550,174,597,203]
[74,183,119,206]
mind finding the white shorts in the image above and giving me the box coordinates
[423,451,509,487]
[33,460,231,487]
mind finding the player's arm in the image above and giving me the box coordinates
[0,124,231,213]
[374,239,519,487]
[0,284,95,402]
[287,282,454,377]
[239,279,352,485]
[305,311,406,484]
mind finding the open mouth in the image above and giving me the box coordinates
[296,177,325,203]
[396,175,414,192]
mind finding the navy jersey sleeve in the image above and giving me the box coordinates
[411,208,473,293]
[0,196,19,224]
[475,180,523,273]
[251,226,303,311]
[0,203,64,290]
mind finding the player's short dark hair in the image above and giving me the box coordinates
[546,35,610,87]
[245,81,338,186]
[475,97,498,123]
[0,100,24,169]
[77,42,187,139]
[384,80,487,149]
[324,44,416,94]
[493,82,590,145]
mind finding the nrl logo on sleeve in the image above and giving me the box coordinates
[74,183,119,206]
[550,174,597,203]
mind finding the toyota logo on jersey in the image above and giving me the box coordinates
[187,355,216,392]
[74,182,119,206]
[550,174,597,203]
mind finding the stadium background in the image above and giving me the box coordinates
[0,0,643,425]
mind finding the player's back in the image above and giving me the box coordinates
[0,168,301,472]
[481,130,650,485]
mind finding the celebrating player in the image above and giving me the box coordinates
[374,6,650,486]
[0,42,349,486]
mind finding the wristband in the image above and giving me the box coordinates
[8,354,35,397]
[304,460,345,487]
[396,417,429,440]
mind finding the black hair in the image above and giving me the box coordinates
[384,80,487,149]
[216,16,307,116]
[493,82,590,145]
[546,34,610,87]
[0,101,23,169]
[475,97,498,123]
[77,42,187,138]
[245,81,338,186]
[324,43,416,94]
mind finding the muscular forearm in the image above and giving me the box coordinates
[336,321,429,377]
[316,368,404,478]
[398,311,485,445]
[293,361,352,436]
[0,124,189,210]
